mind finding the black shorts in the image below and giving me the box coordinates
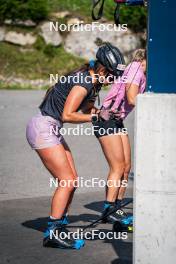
[93,118,126,138]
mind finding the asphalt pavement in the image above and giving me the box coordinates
[0,190,133,264]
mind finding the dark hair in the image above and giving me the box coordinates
[42,61,105,103]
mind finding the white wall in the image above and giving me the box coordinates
[134,93,176,264]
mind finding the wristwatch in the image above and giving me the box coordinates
[91,114,99,122]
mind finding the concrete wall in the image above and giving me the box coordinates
[134,93,176,264]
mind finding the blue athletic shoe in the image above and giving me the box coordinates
[62,215,70,225]
[43,219,85,249]
[44,219,63,238]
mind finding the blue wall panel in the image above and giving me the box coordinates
[147,0,176,93]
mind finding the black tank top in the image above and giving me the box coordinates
[39,71,101,121]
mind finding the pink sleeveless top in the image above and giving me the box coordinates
[102,61,146,120]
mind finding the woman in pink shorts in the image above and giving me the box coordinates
[26,43,126,249]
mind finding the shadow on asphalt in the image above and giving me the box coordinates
[22,197,133,231]
[84,197,133,215]
[22,198,133,264]
[22,213,100,232]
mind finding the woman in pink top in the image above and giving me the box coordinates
[93,49,146,222]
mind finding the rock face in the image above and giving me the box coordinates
[4,31,36,46]
[0,27,5,41]
[4,19,36,27]
[1,19,143,65]
[40,21,62,46]
[64,23,141,61]
[51,11,70,19]
[67,18,84,25]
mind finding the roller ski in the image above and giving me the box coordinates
[101,198,133,233]
[101,199,129,224]
[83,198,133,231]
[43,218,85,250]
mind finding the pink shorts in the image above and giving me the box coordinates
[26,112,65,149]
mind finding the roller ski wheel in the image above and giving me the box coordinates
[113,221,124,232]
[113,220,133,233]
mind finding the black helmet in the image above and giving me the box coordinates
[96,43,126,77]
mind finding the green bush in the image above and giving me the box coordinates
[34,37,58,58]
[104,2,147,32]
[0,0,49,23]
[43,44,57,58]
[119,6,147,32]
[0,0,147,31]
[50,0,147,32]
[33,36,46,51]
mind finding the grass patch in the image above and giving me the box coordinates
[49,0,94,20]
[0,42,85,80]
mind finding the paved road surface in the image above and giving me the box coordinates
[0,191,133,264]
